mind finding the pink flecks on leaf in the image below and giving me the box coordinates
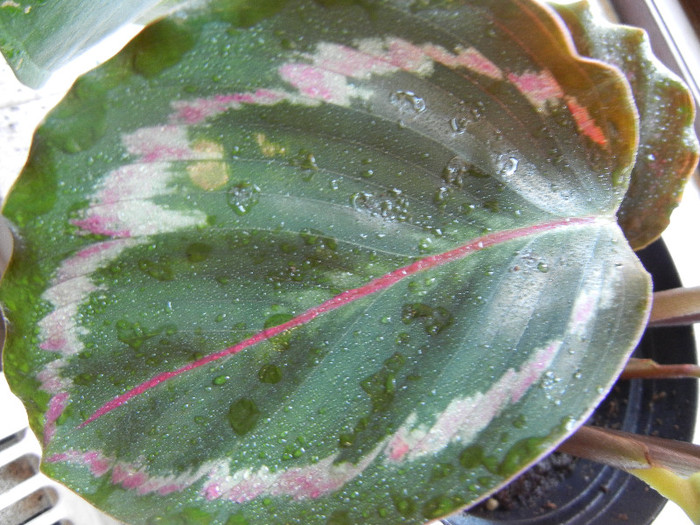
[566,96,608,147]
[46,449,114,478]
[112,465,148,489]
[73,125,214,238]
[38,303,90,356]
[122,125,225,164]
[385,342,561,463]
[508,69,564,111]
[83,451,113,477]
[56,239,139,283]
[572,293,597,334]
[320,38,433,78]
[423,45,503,80]
[278,63,362,106]
[43,392,70,446]
[110,460,214,495]
[47,450,212,495]
[123,125,194,162]
[43,273,99,307]
[70,215,131,238]
[38,333,68,353]
[296,41,398,79]
[38,239,137,362]
[37,361,72,394]
[569,265,621,335]
[311,39,504,81]
[202,443,384,503]
[71,163,208,238]
[170,89,289,125]
[381,38,434,75]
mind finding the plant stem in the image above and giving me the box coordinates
[621,358,700,380]
[650,287,700,327]
[558,426,700,524]
[558,426,700,475]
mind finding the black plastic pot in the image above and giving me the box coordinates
[443,239,698,525]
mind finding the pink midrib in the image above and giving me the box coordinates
[80,216,597,427]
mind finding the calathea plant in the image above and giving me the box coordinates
[1,0,699,523]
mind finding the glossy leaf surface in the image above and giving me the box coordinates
[549,0,699,249]
[2,1,651,523]
[0,0,190,87]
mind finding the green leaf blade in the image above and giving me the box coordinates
[2,1,652,523]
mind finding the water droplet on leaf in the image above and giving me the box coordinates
[227,182,261,215]
[213,375,229,386]
[186,242,212,262]
[501,157,519,178]
[138,258,175,281]
[258,364,283,384]
[228,398,260,435]
[449,116,469,134]
[390,90,426,114]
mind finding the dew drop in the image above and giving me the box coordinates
[213,374,229,386]
[227,398,260,435]
[422,494,465,520]
[442,156,489,187]
[264,312,294,329]
[537,262,549,273]
[501,157,519,178]
[227,182,261,215]
[350,189,410,221]
[73,372,96,386]
[449,116,469,134]
[258,364,283,384]
[339,433,355,448]
[293,150,319,172]
[138,258,174,281]
[186,242,212,262]
[433,186,450,205]
[390,90,426,114]
[418,238,432,254]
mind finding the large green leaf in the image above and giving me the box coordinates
[2,0,652,523]
[0,0,191,87]
[548,0,699,249]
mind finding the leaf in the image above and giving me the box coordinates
[1,1,652,523]
[547,0,700,250]
[0,0,192,88]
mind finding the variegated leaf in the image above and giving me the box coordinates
[548,0,699,250]
[2,0,652,523]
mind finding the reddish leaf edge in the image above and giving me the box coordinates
[81,215,598,427]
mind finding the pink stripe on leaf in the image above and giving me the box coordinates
[80,216,596,427]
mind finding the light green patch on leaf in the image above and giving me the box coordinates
[0,0,191,88]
